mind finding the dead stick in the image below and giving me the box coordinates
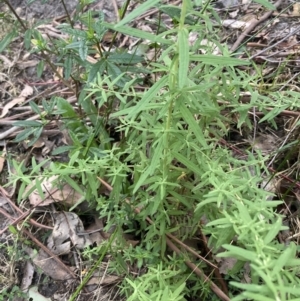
[166,237,230,301]
[0,208,53,235]
[199,228,229,295]
[0,185,55,234]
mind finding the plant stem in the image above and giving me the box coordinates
[3,0,27,31]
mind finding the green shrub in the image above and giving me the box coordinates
[4,0,300,300]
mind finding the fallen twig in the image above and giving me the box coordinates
[0,185,54,235]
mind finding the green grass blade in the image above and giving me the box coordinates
[171,151,202,177]
[133,138,163,194]
[190,54,250,66]
[179,100,207,147]
[116,0,161,27]
[112,75,168,119]
[103,22,172,45]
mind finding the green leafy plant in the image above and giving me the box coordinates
[3,0,300,300]
[124,265,187,301]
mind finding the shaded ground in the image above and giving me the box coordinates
[9,0,123,21]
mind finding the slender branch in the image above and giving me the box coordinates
[2,0,27,31]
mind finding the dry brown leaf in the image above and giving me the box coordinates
[103,31,114,43]
[87,272,120,286]
[16,60,39,69]
[0,85,33,118]
[222,19,250,29]
[216,256,237,274]
[252,134,277,155]
[0,54,13,68]
[0,146,6,173]
[229,9,239,18]
[25,247,73,281]
[0,97,25,118]
[20,261,34,291]
[292,3,300,16]
[20,85,33,97]
[23,137,45,150]
[47,212,92,254]
[25,175,84,206]
[53,67,63,81]
[261,177,278,201]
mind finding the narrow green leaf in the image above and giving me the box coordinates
[103,22,172,45]
[232,292,276,301]
[29,101,41,115]
[171,151,202,177]
[8,225,18,235]
[51,145,74,155]
[79,96,98,126]
[65,41,82,49]
[79,40,88,60]
[64,56,73,79]
[117,75,168,119]
[14,128,37,143]
[55,97,86,133]
[0,30,16,52]
[24,29,32,50]
[179,101,207,147]
[36,60,44,78]
[88,59,105,82]
[116,0,161,27]
[253,0,275,9]
[219,244,257,262]
[69,150,80,166]
[206,218,230,227]
[230,282,270,294]
[160,5,195,25]
[263,218,282,244]
[236,202,252,223]
[133,138,163,194]
[172,282,186,298]
[284,259,300,270]
[251,264,277,296]
[108,53,144,64]
[106,61,127,87]
[168,191,193,209]
[35,177,45,201]
[272,243,296,276]
[190,54,250,66]
[259,106,288,123]
[178,27,189,89]
[28,126,43,146]
[63,175,84,195]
